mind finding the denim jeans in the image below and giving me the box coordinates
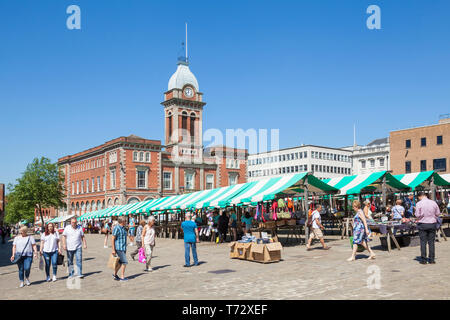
[417,223,436,261]
[67,247,82,277]
[17,256,33,281]
[43,251,58,278]
[184,242,198,266]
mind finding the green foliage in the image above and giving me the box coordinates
[5,157,65,225]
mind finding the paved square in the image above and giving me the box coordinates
[1,233,449,300]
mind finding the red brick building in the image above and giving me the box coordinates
[54,57,248,217]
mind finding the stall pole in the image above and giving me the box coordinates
[303,179,309,244]
[431,175,437,201]
[382,176,387,208]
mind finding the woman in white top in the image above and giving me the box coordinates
[40,222,61,282]
[10,226,38,288]
[363,200,373,220]
[141,216,156,272]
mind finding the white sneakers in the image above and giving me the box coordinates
[19,282,24,288]
[144,268,153,272]
[46,277,51,282]
[25,279,31,286]
[52,275,57,282]
[104,245,108,248]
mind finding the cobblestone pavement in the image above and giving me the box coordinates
[1,233,450,300]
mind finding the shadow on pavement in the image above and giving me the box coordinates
[152,264,170,270]
[127,273,145,280]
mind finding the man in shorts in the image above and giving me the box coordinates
[112,217,128,281]
[306,205,330,251]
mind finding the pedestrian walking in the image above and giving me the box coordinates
[62,217,87,278]
[128,215,137,246]
[229,210,237,241]
[415,191,441,264]
[40,222,61,282]
[141,216,156,272]
[130,220,146,261]
[347,200,375,261]
[10,226,38,288]
[111,217,128,281]
[306,205,331,251]
[103,221,111,248]
[181,213,199,267]
[363,200,373,220]
[218,211,229,243]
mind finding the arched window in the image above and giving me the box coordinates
[139,152,144,162]
[107,199,112,208]
[96,200,101,210]
[190,113,196,140]
[114,198,119,206]
[102,200,105,209]
[181,111,188,134]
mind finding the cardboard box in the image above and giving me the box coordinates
[229,242,239,258]
[251,231,261,238]
[235,242,252,260]
[249,242,283,263]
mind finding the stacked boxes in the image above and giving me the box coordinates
[229,241,282,263]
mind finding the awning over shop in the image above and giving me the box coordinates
[324,171,410,195]
[193,183,253,209]
[394,171,450,190]
[203,183,252,208]
[131,198,165,215]
[236,173,339,204]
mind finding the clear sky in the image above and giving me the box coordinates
[1,0,450,188]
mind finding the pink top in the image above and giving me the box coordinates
[415,198,440,224]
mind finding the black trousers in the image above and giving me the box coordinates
[417,223,436,261]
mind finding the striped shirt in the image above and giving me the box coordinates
[112,225,127,252]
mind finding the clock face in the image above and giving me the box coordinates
[184,87,194,98]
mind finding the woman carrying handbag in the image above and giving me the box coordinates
[10,226,38,288]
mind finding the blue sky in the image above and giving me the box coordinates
[1,0,450,187]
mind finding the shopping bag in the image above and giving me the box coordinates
[39,255,44,271]
[107,254,120,270]
[138,247,146,264]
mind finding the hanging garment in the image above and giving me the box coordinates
[278,198,286,209]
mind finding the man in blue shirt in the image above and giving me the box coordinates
[112,217,128,281]
[404,194,415,218]
[181,213,199,267]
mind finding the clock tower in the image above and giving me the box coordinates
[162,57,206,164]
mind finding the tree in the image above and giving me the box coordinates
[5,157,65,227]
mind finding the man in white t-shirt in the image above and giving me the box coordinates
[62,217,87,278]
[306,205,331,251]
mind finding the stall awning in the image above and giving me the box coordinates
[150,193,192,211]
[324,171,410,195]
[172,189,218,210]
[394,171,450,190]
[50,215,75,224]
[438,173,450,186]
[202,183,252,208]
[193,184,253,209]
[131,198,164,214]
[237,173,339,204]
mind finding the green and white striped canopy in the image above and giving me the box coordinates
[236,173,339,204]
[192,183,251,209]
[394,171,450,190]
[324,171,410,195]
[440,173,450,186]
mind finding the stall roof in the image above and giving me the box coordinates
[324,171,410,195]
[49,214,75,224]
[237,172,339,204]
[438,173,450,186]
[394,171,450,190]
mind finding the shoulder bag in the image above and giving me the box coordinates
[12,237,31,264]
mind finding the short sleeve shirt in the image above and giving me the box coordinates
[13,235,35,256]
[42,232,60,253]
[241,216,253,228]
[181,220,197,243]
[112,225,128,252]
[129,218,136,229]
[392,205,404,219]
[62,225,84,251]
[311,210,321,229]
